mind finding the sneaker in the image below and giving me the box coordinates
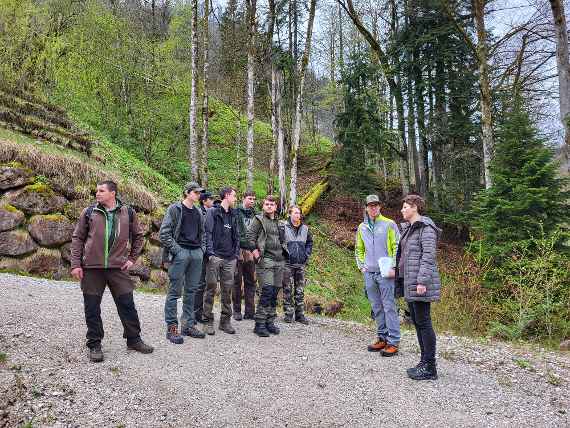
[181,326,206,339]
[219,321,236,334]
[204,323,215,335]
[166,325,184,344]
[406,361,426,377]
[233,312,243,321]
[284,314,293,323]
[266,321,280,335]
[89,346,104,363]
[253,322,270,337]
[127,340,154,354]
[295,314,309,325]
[408,362,438,380]
[367,339,386,352]
[381,344,399,357]
[243,313,255,320]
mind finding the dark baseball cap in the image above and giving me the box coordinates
[184,181,204,193]
[199,191,213,202]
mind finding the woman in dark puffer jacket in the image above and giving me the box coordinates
[396,194,441,380]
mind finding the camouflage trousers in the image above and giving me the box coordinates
[254,258,285,323]
[282,265,306,317]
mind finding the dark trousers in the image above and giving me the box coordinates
[408,301,437,364]
[194,256,208,321]
[81,269,141,349]
[233,257,256,316]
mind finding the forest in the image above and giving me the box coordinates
[0,0,569,346]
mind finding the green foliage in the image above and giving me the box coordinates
[471,100,570,259]
[0,351,7,363]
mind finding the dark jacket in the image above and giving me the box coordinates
[395,216,441,302]
[204,205,240,260]
[237,205,256,250]
[159,202,206,263]
[283,219,313,266]
[246,213,286,261]
[70,201,144,269]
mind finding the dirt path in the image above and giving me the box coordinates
[0,273,568,427]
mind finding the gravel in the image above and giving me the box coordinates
[0,272,569,427]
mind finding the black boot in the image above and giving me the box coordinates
[254,321,270,337]
[406,361,426,377]
[408,361,437,380]
[266,320,280,335]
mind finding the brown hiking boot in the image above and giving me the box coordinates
[367,339,387,352]
[381,345,399,357]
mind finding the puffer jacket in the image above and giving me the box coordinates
[395,216,441,302]
[282,219,313,266]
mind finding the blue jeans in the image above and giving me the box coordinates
[364,272,400,346]
[164,247,203,329]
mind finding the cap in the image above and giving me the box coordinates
[184,181,204,193]
[199,191,213,202]
[365,194,380,205]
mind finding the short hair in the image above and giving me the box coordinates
[264,195,277,203]
[288,205,301,215]
[402,194,426,215]
[220,187,236,200]
[97,180,118,193]
[243,190,256,198]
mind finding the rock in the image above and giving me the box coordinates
[146,245,163,269]
[0,256,19,271]
[151,216,163,231]
[0,204,25,232]
[60,243,72,264]
[150,269,169,289]
[131,276,143,289]
[148,232,161,246]
[22,248,62,275]
[324,300,344,317]
[138,214,152,236]
[28,215,74,247]
[0,229,38,256]
[560,340,570,352]
[6,184,67,215]
[0,165,33,190]
[128,262,151,281]
[63,199,92,221]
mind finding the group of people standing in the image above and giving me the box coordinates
[158,182,313,343]
[70,180,441,382]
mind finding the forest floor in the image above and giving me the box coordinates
[1,273,569,428]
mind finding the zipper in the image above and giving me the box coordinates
[93,207,109,268]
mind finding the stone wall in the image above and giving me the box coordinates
[0,164,167,290]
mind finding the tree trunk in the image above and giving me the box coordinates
[267,0,277,195]
[473,0,493,189]
[245,0,257,192]
[188,0,199,181]
[277,71,287,212]
[289,0,317,206]
[200,0,210,187]
[549,0,570,156]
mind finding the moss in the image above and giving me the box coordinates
[0,204,21,214]
[23,182,54,195]
[33,214,67,223]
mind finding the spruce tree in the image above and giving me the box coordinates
[471,98,569,258]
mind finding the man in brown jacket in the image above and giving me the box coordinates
[70,180,154,362]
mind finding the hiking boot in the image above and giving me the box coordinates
[295,314,309,325]
[367,339,387,352]
[204,323,215,335]
[284,314,293,323]
[381,345,399,357]
[181,326,206,339]
[408,362,438,380]
[254,322,270,337]
[89,346,104,363]
[166,325,184,344]
[219,320,236,334]
[233,312,243,321]
[266,321,280,335]
[406,361,426,377]
[127,340,154,354]
[243,313,255,320]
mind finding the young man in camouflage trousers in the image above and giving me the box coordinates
[247,195,286,337]
[282,205,313,324]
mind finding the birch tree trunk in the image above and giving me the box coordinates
[245,0,257,192]
[277,71,287,213]
[200,0,210,187]
[267,0,277,195]
[188,0,199,181]
[473,0,493,189]
[549,0,570,153]
[289,0,317,206]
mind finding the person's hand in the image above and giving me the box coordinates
[387,268,395,278]
[416,284,427,295]
[360,267,368,273]
[252,249,260,260]
[71,267,83,281]
[121,260,134,271]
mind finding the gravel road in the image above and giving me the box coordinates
[1,273,569,427]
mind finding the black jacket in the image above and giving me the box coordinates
[204,205,240,260]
